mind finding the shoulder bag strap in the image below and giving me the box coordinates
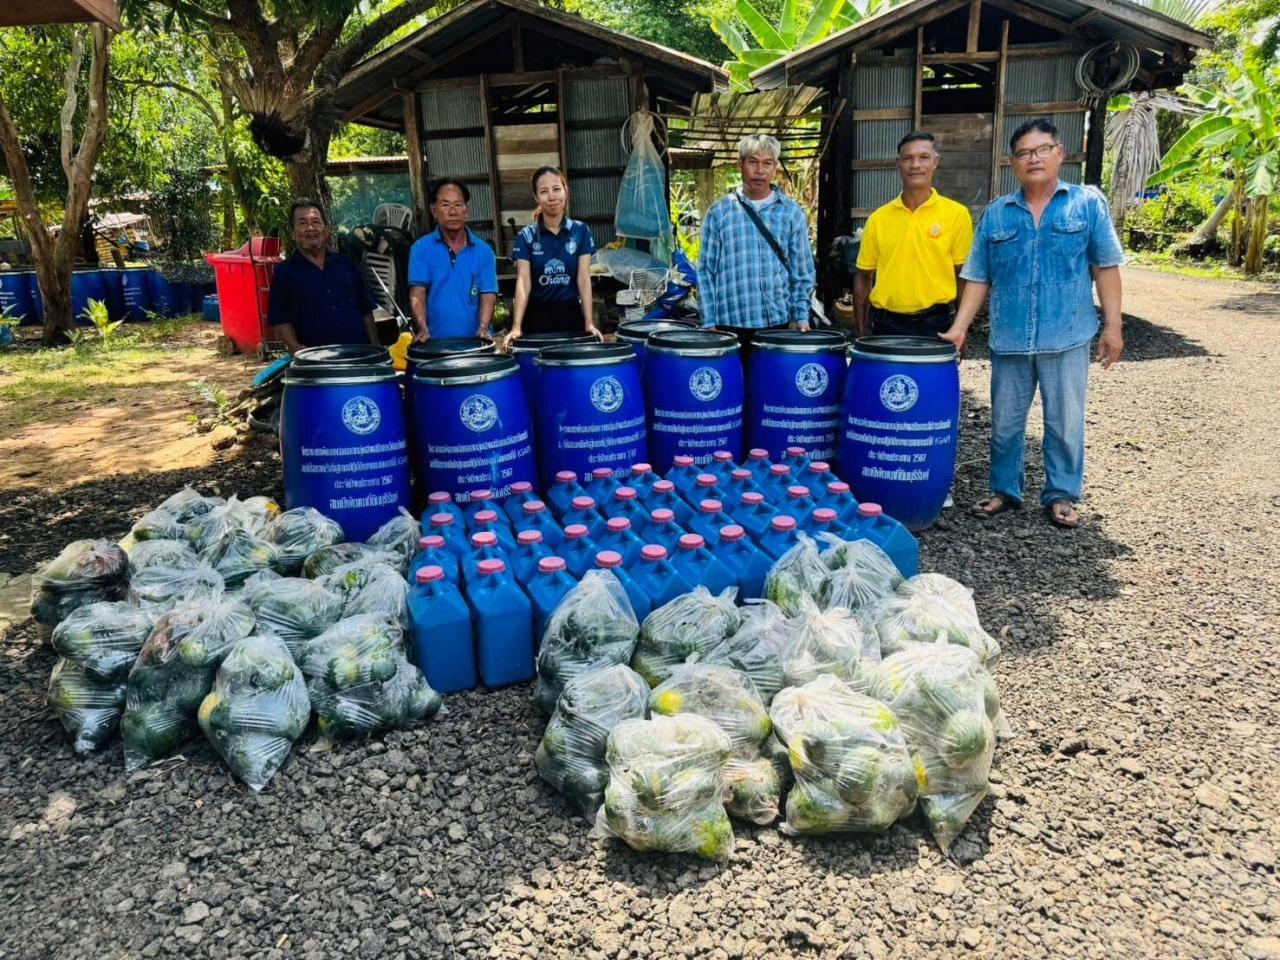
[734,193,790,271]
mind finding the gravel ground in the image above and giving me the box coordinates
[1,267,1277,960]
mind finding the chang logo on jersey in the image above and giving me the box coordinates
[341,396,382,435]
[459,394,498,433]
[689,366,723,402]
[795,363,829,399]
[538,258,572,288]
[879,374,919,413]
[590,375,625,413]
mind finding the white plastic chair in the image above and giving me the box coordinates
[373,203,414,232]
[363,251,399,316]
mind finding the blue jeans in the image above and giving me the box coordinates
[989,342,1090,507]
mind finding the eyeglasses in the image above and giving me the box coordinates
[433,203,466,213]
[1012,142,1060,162]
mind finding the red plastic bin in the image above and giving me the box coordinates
[207,238,284,354]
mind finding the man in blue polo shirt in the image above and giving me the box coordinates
[267,200,379,352]
[407,179,498,341]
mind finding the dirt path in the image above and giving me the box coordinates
[1,268,1278,960]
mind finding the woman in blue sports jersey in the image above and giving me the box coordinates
[509,166,602,339]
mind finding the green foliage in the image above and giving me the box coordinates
[78,299,125,344]
[1130,181,1221,235]
[146,167,218,264]
[567,0,731,64]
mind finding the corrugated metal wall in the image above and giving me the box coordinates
[998,56,1084,191]
[564,71,634,245]
[850,50,916,228]
[421,85,486,131]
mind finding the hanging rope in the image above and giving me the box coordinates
[1075,41,1141,108]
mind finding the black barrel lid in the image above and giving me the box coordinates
[292,344,390,366]
[538,341,636,365]
[616,318,698,342]
[852,335,956,358]
[407,337,495,363]
[507,331,596,353]
[285,344,395,381]
[753,329,849,352]
[647,329,740,353]
[413,352,518,382]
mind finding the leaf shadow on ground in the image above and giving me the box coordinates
[1209,291,1280,318]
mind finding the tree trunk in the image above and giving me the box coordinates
[1177,190,1233,255]
[1229,181,1246,267]
[283,94,337,222]
[1244,195,1271,275]
[33,240,78,340]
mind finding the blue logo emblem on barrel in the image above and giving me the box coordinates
[879,374,919,413]
[590,375,625,413]
[689,366,722,401]
[341,396,382,435]
[460,393,498,432]
[795,362,828,398]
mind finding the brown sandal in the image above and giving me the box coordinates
[971,495,1020,518]
[1043,499,1080,529]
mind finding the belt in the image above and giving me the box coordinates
[871,303,952,320]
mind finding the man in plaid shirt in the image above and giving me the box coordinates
[698,134,816,332]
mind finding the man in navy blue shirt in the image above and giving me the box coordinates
[407,180,498,341]
[268,200,379,353]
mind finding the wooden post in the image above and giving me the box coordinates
[990,19,1009,201]
[511,14,524,72]
[967,0,982,52]
[401,91,429,233]
[1085,100,1105,186]
[479,74,504,256]
[913,27,924,130]
[554,67,569,171]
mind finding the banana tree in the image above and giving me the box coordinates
[1149,60,1279,273]
[712,0,895,90]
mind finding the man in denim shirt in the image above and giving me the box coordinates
[941,118,1124,529]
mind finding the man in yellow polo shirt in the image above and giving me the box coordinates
[853,131,973,337]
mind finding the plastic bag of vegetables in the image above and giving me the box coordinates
[871,643,998,852]
[238,496,281,534]
[298,614,443,744]
[771,674,917,835]
[763,535,828,615]
[197,634,311,790]
[203,528,280,588]
[778,597,880,690]
[121,596,256,771]
[534,570,640,715]
[535,663,649,817]
[267,507,344,575]
[365,508,420,574]
[47,602,152,753]
[155,486,224,523]
[128,563,224,614]
[319,559,409,627]
[127,539,201,575]
[814,537,902,612]
[301,542,398,579]
[592,713,735,861]
[183,497,251,555]
[650,663,782,824]
[871,593,1000,664]
[30,540,130,630]
[631,587,740,688]
[697,600,787,705]
[893,574,1000,662]
[243,576,343,658]
[130,509,186,542]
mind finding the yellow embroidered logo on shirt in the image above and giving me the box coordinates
[928,223,942,238]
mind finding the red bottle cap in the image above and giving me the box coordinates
[787,486,811,500]
[653,479,675,494]
[537,556,567,574]
[517,529,543,545]
[748,448,769,461]
[699,499,723,513]
[631,463,653,476]
[731,469,751,481]
[741,492,764,506]
[828,481,850,495]
[563,524,589,540]
[859,503,883,517]
[471,531,498,548]
[571,495,596,510]
[591,467,613,480]
[650,508,675,524]
[719,525,746,542]
[595,550,623,569]
[606,517,631,532]
[673,455,694,467]
[813,508,837,524]
[510,481,533,495]
[808,462,831,475]
[475,510,500,525]
[555,470,577,483]
[678,533,705,550]
[421,535,445,549]
[521,499,547,514]
[415,565,446,584]
[614,486,637,501]
[641,544,668,561]
[769,464,790,476]
[696,474,718,487]
[786,446,806,457]
[470,489,493,501]
[712,450,733,463]
[429,512,454,527]
[476,558,505,576]
[771,515,797,532]
[428,491,452,506]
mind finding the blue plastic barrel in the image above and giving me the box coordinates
[410,353,537,499]
[202,295,220,323]
[746,329,849,464]
[615,318,697,377]
[146,270,179,317]
[0,270,37,323]
[404,338,495,417]
[534,342,646,488]
[98,269,127,320]
[838,336,959,531]
[280,345,412,541]
[189,282,207,315]
[643,329,744,470]
[70,270,109,324]
[507,331,594,404]
[120,268,153,320]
